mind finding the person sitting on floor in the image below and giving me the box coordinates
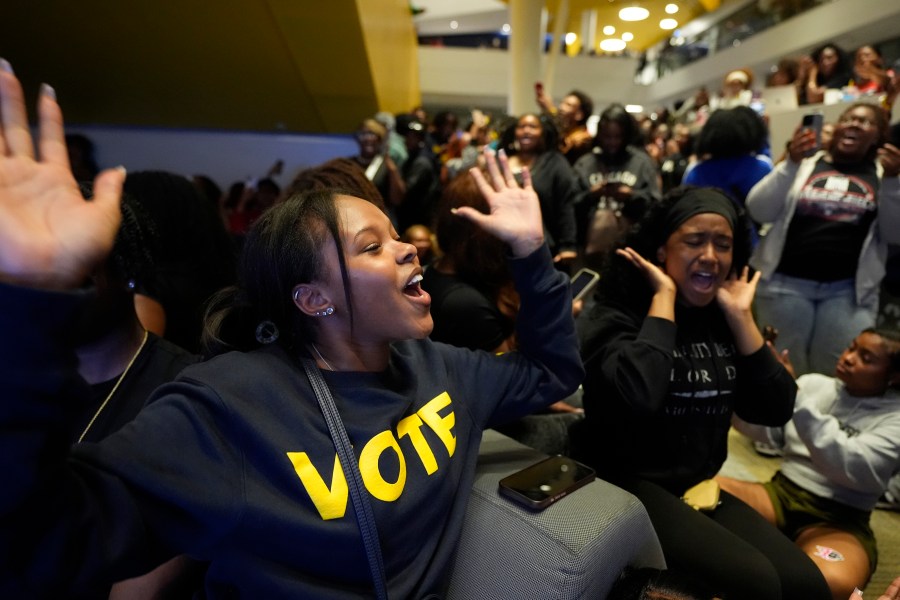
[718,327,900,600]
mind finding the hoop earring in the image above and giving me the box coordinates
[315,306,335,317]
[293,289,301,301]
[255,320,280,344]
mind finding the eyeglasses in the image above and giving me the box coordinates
[838,115,877,128]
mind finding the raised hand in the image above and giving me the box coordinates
[616,246,676,296]
[616,246,677,322]
[718,267,765,355]
[462,149,544,258]
[0,59,125,290]
[878,143,900,178]
[717,266,760,315]
[787,125,819,163]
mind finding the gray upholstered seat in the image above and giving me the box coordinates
[447,429,665,599]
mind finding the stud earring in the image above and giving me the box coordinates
[315,306,335,317]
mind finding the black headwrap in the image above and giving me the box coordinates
[662,187,738,240]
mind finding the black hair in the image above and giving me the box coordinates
[192,174,223,210]
[607,567,718,600]
[567,90,594,126]
[286,157,386,210]
[123,170,238,353]
[837,102,890,161]
[862,327,900,386]
[594,185,753,314]
[694,106,767,158]
[202,189,353,356]
[595,103,642,152]
[434,172,514,302]
[810,43,850,84]
[256,177,281,196]
[500,113,559,156]
[855,44,883,59]
[80,182,158,294]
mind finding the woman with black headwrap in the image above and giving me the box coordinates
[573,186,831,600]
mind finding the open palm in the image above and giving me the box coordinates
[460,149,544,258]
[0,62,124,290]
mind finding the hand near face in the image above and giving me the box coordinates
[462,149,544,258]
[616,247,676,296]
[787,125,819,163]
[878,143,900,178]
[716,266,760,316]
[0,61,125,290]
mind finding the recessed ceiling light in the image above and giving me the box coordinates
[599,38,627,52]
[660,18,678,30]
[565,32,577,45]
[665,3,679,14]
[450,20,459,30]
[625,105,644,113]
[622,32,634,42]
[603,25,615,35]
[619,6,650,21]
[501,23,511,34]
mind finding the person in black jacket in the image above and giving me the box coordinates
[574,186,832,600]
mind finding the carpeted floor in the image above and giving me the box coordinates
[719,428,900,596]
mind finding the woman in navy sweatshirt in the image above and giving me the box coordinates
[0,61,582,599]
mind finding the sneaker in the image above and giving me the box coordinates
[753,441,784,458]
[875,491,900,511]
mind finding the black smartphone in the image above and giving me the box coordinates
[498,456,596,510]
[570,268,600,302]
[801,112,823,156]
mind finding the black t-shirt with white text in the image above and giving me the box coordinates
[777,158,878,281]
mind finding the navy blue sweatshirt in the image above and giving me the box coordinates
[0,244,582,599]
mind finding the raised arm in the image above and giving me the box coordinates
[0,59,125,291]
[460,149,544,259]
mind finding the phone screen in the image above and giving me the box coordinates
[801,112,823,156]
[499,456,596,510]
[570,268,600,302]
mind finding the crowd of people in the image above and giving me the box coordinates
[2,35,900,600]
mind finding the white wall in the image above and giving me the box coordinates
[68,125,358,191]
[418,46,641,112]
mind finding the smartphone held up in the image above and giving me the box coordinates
[801,112,823,157]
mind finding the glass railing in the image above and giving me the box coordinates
[643,0,835,83]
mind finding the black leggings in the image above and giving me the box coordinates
[619,478,832,600]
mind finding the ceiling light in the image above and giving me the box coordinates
[565,32,578,45]
[665,3,679,14]
[625,105,644,114]
[622,32,634,42]
[603,25,615,35]
[619,6,650,21]
[501,23,511,34]
[660,18,678,30]
[599,38,627,52]
[450,20,459,30]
